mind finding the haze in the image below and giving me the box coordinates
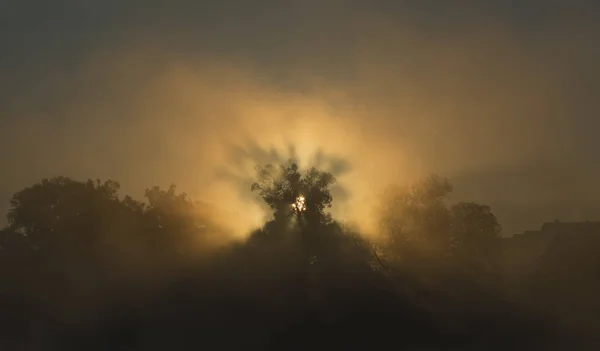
[1,0,599,236]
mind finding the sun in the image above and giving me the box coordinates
[291,195,306,214]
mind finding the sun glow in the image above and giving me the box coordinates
[291,195,306,214]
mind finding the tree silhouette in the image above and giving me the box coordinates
[250,160,336,224]
[378,175,501,274]
[2,168,596,349]
[450,202,501,260]
[7,177,120,247]
[0,178,218,318]
[142,185,201,259]
[379,175,453,260]
[1,178,139,319]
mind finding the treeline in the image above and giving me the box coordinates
[0,162,597,349]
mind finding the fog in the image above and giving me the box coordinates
[1,1,599,237]
[1,3,600,348]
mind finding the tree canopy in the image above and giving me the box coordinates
[250,160,336,224]
[0,164,593,349]
[377,174,502,279]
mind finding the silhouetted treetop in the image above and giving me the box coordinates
[6,177,123,246]
[450,202,501,248]
[379,175,453,244]
[1,170,597,349]
[251,160,336,223]
[378,175,501,273]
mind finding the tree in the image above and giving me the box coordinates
[4,177,157,256]
[1,178,144,313]
[250,160,336,224]
[450,202,501,255]
[379,175,454,260]
[143,185,196,245]
[142,184,231,259]
[6,177,122,249]
[378,175,501,273]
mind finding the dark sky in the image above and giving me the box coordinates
[1,0,599,235]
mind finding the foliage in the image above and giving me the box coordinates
[450,202,501,253]
[1,177,221,310]
[7,177,121,246]
[250,160,336,223]
[378,175,502,272]
[1,169,594,349]
[379,175,452,250]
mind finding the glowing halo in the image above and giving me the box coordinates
[291,195,306,214]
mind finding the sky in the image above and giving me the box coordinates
[1,0,599,236]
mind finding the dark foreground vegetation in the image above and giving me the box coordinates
[1,161,599,350]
